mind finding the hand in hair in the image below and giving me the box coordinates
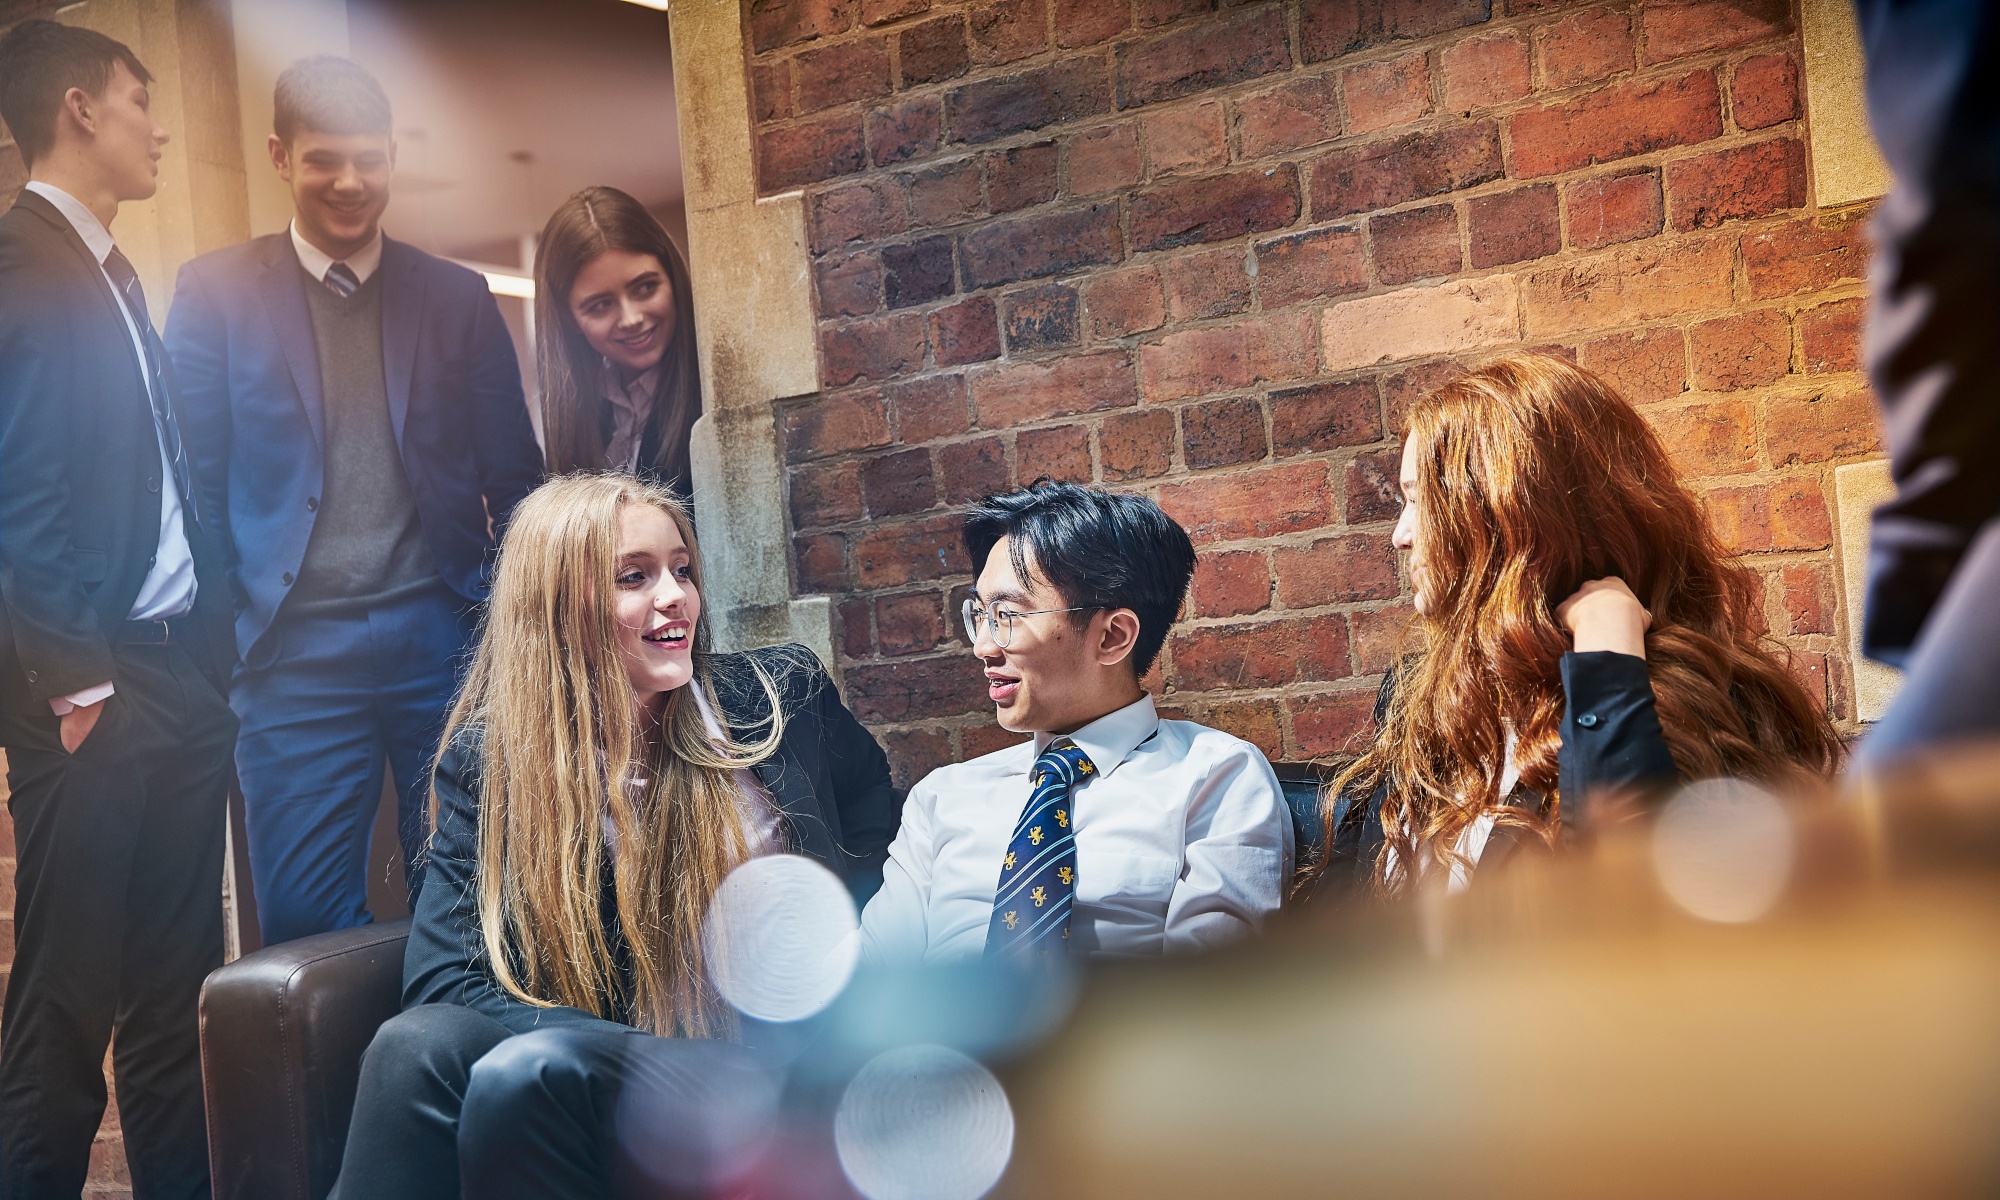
[1557,576,1652,660]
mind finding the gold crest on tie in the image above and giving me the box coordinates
[1028,826,1044,845]
[1004,851,1016,870]
[1031,886,1048,907]
[1055,809,1068,827]
[1057,866,1074,886]
[1003,911,1019,930]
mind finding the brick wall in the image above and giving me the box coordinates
[750,0,1877,786]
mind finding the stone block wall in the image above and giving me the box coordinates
[749,0,1879,786]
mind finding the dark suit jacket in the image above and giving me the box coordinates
[164,232,543,659]
[0,190,232,720]
[402,644,904,1034]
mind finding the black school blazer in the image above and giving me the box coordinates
[401,644,902,1033]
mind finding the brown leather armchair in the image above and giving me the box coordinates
[199,919,411,1200]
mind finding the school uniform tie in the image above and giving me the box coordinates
[323,261,360,298]
[986,739,1094,959]
[102,246,201,528]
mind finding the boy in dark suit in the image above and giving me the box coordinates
[165,57,543,945]
[0,20,237,1198]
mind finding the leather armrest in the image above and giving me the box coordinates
[200,919,410,1200]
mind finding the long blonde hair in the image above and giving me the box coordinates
[435,474,783,1036]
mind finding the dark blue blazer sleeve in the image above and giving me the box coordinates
[164,262,236,572]
[1557,650,1680,831]
[462,286,543,538]
[804,654,903,900]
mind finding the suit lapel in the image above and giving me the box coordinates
[257,235,326,451]
[14,192,153,411]
[379,237,422,449]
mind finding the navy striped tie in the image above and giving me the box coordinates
[324,261,360,298]
[986,739,1093,959]
[102,246,201,528]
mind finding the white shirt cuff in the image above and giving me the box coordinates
[49,680,116,716]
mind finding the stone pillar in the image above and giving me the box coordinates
[670,0,837,675]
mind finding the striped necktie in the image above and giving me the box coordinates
[102,246,201,528]
[324,261,360,298]
[986,739,1094,959]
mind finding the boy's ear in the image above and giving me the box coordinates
[1096,608,1142,669]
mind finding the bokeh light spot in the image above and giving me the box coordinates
[703,854,858,1022]
[834,1044,1014,1200]
[1651,778,1796,924]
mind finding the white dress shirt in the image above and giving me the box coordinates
[23,182,196,715]
[860,694,1294,963]
[290,219,383,287]
[604,367,661,476]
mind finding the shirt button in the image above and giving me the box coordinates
[1577,713,1600,728]
[25,670,38,683]
[306,496,318,512]
[146,476,161,494]
[282,572,295,586]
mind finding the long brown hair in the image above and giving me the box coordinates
[435,474,782,1036]
[1320,353,1841,893]
[534,186,701,488]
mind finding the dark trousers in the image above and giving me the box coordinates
[331,1005,774,1200]
[232,586,473,945]
[0,641,235,1200]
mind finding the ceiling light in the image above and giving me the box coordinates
[453,259,535,299]
[620,0,670,9]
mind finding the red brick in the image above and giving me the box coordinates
[1564,167,1662,251]
[863,0,930,24]
[862,447,939,517]
[930,295,1002,366]
[1130,162,1301,252]
[751,0,857,53]
[1083,265,1166,339]
[1344,50,1431,135]
[1647,398,1759,477]
[796,37,893,114]
[1140,311,1316,402]
[1308,122,1504,219]
[1345,447,1403,523]
[811,177,910,253]
[883,726,953,788]
[1289,688,1380,757]
[1731,53,1799,131]
[1351,604,1415,673]
[1704,479,1832,553]
[1158,460,1336,543]
[889,373,971,443]
[1145,100,1228,176]
[846,655,989,722]
[959,202,1122,288]
[784,390,892,461]
[1233,73,1344,160]
[1273,533,1400,607]
[973,348,1138,425]
[1742,216,1871,300]
[1183,396,1270,469]
[1767,385,1880,465]
[1270,379,1385,457]
[87,1137,129,1187]
[1381,358,1466,433]
[1467,183,1559,268]
[1299,0,1493,63]
[1254,225,1368,309]
[836,597,872,660]
[1162,246,1252,323]
[938,435,1010,502]
[963,723,1031,757]
[1016,422,1094,482]
[877,591,948,656]
[1116,6,1292,109]
[1371,204,1462,285]
[987,140,1059,212]
[1790,649,1831,714]
[1100,408,1176,480]
[901,15,972,86]
[1056,0,1131,47]
[1202,699,1286,761]
[855,513,972,588]
[1640,0,1790,66]
[1535,7,1630,92]
[1137,0,1213,28]
[1065,122,1142,196]
[969,0,1048,65]
[754,62,793,124]
[1192,549,1272,618]
[816,251,883,318]
[1689,310,1790,391]
[1523,237,1735,337]
[1002,283,1081,351]
[1666,137,1806,231]
[1780,562,1831,635]
[795,532,849,592]
[881,235,954,308]
[1799,298,1864,375]
[822,311,927,386]
[760,114,866,193]
[948,58,1112,145]
[906,157,984,226]
[1578,326,1687,404]
[1509,68,1722,178]
[868,96,943,167]
[1170,614,1352,691]
[791,459,864,527]
[1441,30,1530,114]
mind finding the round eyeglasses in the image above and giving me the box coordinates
[961,598,1099,649]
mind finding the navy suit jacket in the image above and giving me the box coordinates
[165,232,543,658]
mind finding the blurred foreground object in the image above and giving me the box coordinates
[1002,756,2000,1200]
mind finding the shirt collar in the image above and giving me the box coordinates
[290,220,384,287]
[1033,692,1159,781]
[24,181,114,264]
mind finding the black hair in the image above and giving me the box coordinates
[962,480,1195,678]
[273,55,391,144]
[0,20,151,167]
